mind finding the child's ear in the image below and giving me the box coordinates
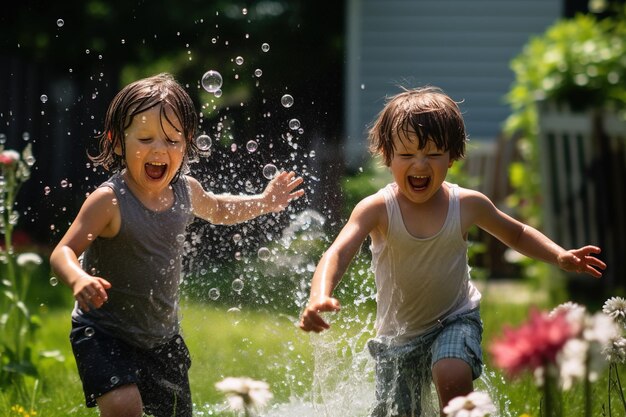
[448,159,454,168]
[113,140,123,156]
[107,131,123,156]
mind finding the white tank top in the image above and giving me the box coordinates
[370,182,481,343]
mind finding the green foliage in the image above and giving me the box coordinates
[0,145,63,404]
[503,8,626,225]
[340,159,391,220]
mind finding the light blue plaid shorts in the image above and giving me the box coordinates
[367,308,483,417]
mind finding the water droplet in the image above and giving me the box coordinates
[40,94,48,103]
[230,143,237,152]
[228,307,241,314]
[84,327,95,337]
[246,140,258,152]
[262,164,278,179]
[56,19,64,27]
[201,70,223,93]
[208,288,220,300]
[213,89,223,98]
[235,56,244,65]
[22,132,30,141]
[110,375,119,385]
[176,234,186,244]
[87,233,94,241]
[196,134,212,151]
[261,43,270,52]
[232,233,242,243]
[232,278,244,292]
[234,252,242,261]
[49,277,59,286]
[281,94,294,108]
[254,69,263,77]
[0,134,6,144]
[257,247,271,261]
[44,186,51,195]
[289,119,301,130]
[60,179,68,188]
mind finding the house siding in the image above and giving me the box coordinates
[345,0,562,168]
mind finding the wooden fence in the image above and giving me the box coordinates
[538,102,626,290]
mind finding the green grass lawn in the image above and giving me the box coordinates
[2,280,624,417]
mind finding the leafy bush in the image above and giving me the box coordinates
[504,8,626,225]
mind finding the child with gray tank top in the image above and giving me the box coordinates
[299,86,605,417]
[50,73,304,417]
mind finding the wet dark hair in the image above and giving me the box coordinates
[368,86,467,166]
[91,73,199,181]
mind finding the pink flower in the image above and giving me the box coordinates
[490,308,573,377]
[0,150,20,167]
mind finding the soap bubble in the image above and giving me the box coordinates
[208,288,220,300]
[235,56,244,65]
[246,140,258,152]
[84,327,95,337]
[196,134,212,151]
[257,247,271,261]
[281,94,294,108]
[254,69,263,77]
[56,19,64,27]
[232,278,244,292]
[201,70,223,93]
[261,43,270,52]
[288,118,301,130]
[49,277,59,286]
[262,164,278,179]
[40,94,48,103]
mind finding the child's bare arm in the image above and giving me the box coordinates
[188,171,304,224]
[49,188,116,311]
[300,195,384,332]
[465,190,606,278]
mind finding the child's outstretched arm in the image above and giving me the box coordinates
[50,188,116,311]
[300,195,384,332]
[188,171,304,224]
[465,189,606,278]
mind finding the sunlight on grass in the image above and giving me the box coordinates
[4,279,614,416]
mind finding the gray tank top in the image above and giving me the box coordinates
[72,172,194,349]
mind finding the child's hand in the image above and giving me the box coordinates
[263,171,304,213]
[299,296,341,332]
[72,275,112,312]
[557,245,606,278]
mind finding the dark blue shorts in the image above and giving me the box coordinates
[70,320,192,417]
[367,308,483,417]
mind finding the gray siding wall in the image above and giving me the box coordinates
[345,0,562,168]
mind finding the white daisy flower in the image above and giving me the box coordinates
[215,377,273,414]
[603,297,626,324]
[558,338,589,390]
[443,391,497,417]
[602,337,626,364]
[16,252,43,267]
[551,301,586,335]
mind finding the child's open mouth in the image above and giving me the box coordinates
[145,162,167,180]
[408,175,430,190]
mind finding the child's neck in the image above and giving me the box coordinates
[121,171,175,212]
